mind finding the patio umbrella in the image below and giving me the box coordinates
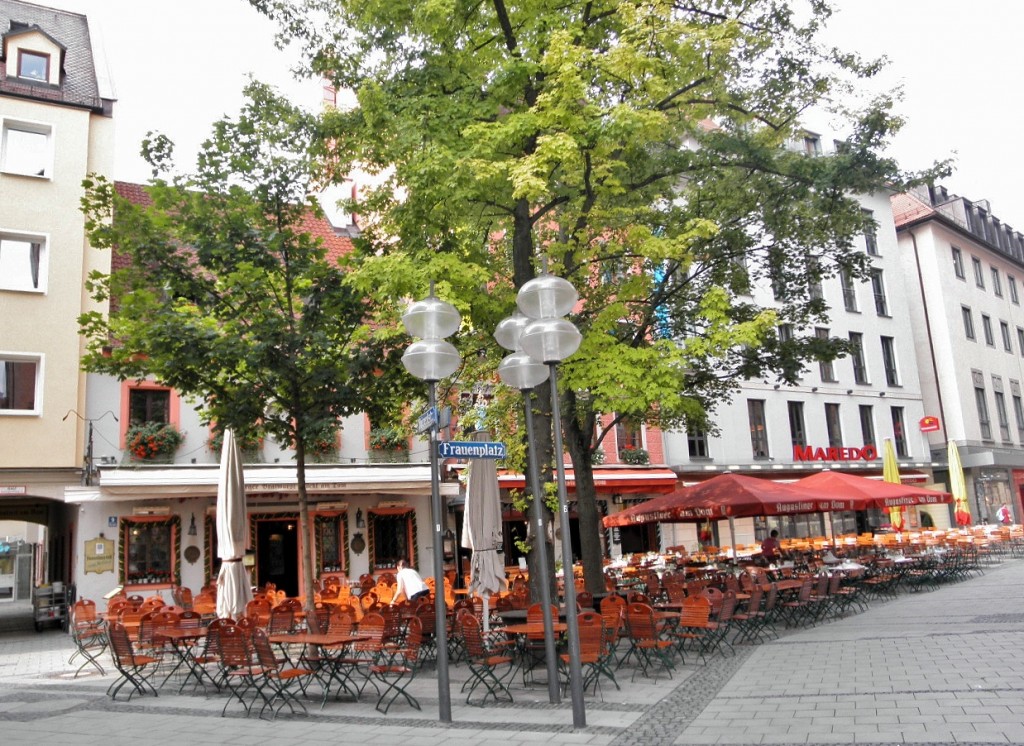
[461,430,505,632]
[792,470,952,509]
[882,438,905,532]
[948,440,972,526]
[216,428,252,620]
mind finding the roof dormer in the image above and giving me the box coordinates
[2,22,66,87]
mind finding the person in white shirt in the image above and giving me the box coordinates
[391,558,430,605]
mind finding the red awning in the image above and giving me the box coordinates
[498,468,678,495]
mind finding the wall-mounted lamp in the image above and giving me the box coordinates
[811,387,819,393]
[356,508,365,528]
[879,391,886,397]
[846,389,854,395]
[188,513,198,536]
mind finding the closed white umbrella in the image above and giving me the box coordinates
[216,429,252,620]
[461,430,505,632]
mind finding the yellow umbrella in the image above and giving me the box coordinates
[882,438,904,532]
[948,440,972,526]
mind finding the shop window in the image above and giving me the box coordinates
[120,515,180,586]
[0,232,47,292]
[1,118,52,178]
[315,512,348,575]
[368,507,417,572]
[0,353,41,414]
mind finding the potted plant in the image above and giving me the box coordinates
[618,445,650,465]
[308,427,341,463]
[125,421,184,462]
[369,426,410,463]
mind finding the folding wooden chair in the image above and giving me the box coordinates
[106,621,160,700]
[249,628,314,719]
[459,611,515,705]
[69,599,107,677]
[624,602,675,681]
[369,616,423,713]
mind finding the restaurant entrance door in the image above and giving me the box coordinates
[255,518,299,597]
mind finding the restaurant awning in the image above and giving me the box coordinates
[498,467,678,495]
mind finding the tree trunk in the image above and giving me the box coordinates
[562,393,606,595]
[295,440,318,625]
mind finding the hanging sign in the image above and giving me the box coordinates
[84,537,115,575]
[919,416,941,433]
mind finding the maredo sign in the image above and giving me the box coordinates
[793,444,878,462]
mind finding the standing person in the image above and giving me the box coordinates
[997,503,1013,525]
[760,529,781,564]
[391,558,430,605]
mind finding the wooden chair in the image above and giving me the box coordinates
[245,597,272,627]
[565,610,618,698]
[217,623,259,717]
[249,627,314,719]
[369,616,423,713]
[69,599,107,677]
[458,611,515,705]
[624,602,675,681]
[106,621,160,700]
[669,595,713,663]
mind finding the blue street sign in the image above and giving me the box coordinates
[416,407,438,433]
[437,440,507,459]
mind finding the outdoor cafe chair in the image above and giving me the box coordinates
[624,602,674,682]
[668,595,713,663]
[217,623,261,717]
[521,602,560,685]
[565,611,618,699]
[107,621,160,701]
[458,611,516,706]
[249,627,314,720]
[369,615,424,714]
[729,585,764,645]
[267,605,296,636]
[69,599,108,677]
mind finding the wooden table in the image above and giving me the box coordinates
[157,627,209,692]
[269,632,371,705]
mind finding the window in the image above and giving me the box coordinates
[840,268,858,312]
[995,391,1012,442]
[315,513,348,574]
[0,353,41,413]
[862,209,879,255]
[952,247,965,279]
[973,257,985,288]
[870,269,888,316]
[859,405,875,448]
[747,399,769,458]
[129,387,171,425]
[975,386,992,441]
[121,516,180,586]
[880,336,899,386]
[687,429,710,459]
[803,134,821,156]
[825,403,842,448]
[0,119,52,177]
[992,267,1003,297]
[1010,275,1019,304]
[787,401,806,447]
[849,332,868,384]
[1018,327,1024,356]
[982,314,994,346]
[16,49,49,81]
[615,417,643,454]
[891,407,908,457]
[368,508,416,571]
[1013,393,1024,442]
[962,307,976,340]
[816,327,836,382]
[0,232,47,292]
[777,324,794,343]
[1001,321,1013,352]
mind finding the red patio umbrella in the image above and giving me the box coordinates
[792,470,952,510]
[603,473,860,528]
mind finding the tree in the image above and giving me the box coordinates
[252,0,948,593]
[78,82,408,617]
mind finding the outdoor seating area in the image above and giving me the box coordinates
[69,525,1009,719]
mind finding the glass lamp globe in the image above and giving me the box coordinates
[498,351,548,390]
[519,317,582,364]
[516,274,578,320]
[402,295,461,339]
[494,312,532,351]
[401,338,461,381]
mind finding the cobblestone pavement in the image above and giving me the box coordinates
[1,555,1022,745]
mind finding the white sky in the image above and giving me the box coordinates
[34,0,1024,228]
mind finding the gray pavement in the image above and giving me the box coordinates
[1,557,1022,745]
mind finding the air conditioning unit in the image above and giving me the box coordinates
[318,502,348,512]
[133,506,170,516]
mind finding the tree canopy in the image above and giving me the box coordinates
[252,0,948,591]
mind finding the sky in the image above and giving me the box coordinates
[31,0,1024,229]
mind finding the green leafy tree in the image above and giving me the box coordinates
[78,82,408,616]
[253,0,948,593]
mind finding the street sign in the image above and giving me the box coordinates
[437,440,507,459]
[416,407,438,433]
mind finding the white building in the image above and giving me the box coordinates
[894,184,1024,524]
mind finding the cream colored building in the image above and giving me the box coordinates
[0,0,114,582]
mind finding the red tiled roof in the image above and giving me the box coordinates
[890,191,936,228]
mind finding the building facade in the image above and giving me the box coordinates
[0,0,114,584]
[894,185,1024,525]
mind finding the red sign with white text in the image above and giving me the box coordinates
[792,445,878,462]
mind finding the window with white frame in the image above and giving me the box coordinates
[849,332,868,384]
[862,209,879,255]
[1001,321,1013,353]
[982,314,995,346]
[952,247,965,279]
[992,267,1003,297]
[840,268,858,312]
[0,231,47,292]
[973,257,985,288]
[747,399,769,458]
[0,119,53,178]
[870,269,888,316]
[1010,275,1019,304]
[0,353,42,414]
[880,336,899,386]
[962,306,976,340]
[825,403,842,448]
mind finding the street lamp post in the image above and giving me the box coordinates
[401,287,460,723]
[495,313,560,704]
[516,273,586,728]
